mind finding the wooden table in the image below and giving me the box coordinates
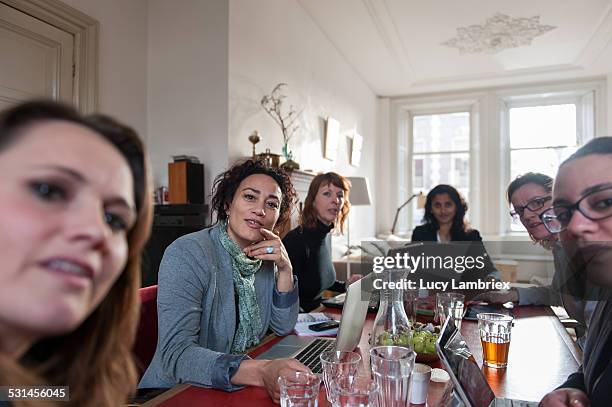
[142,306,581,406]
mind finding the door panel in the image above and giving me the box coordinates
[0,2,74,108]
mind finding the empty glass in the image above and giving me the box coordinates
[370,345,416,407]
[330,376,379,407]
[436,292,465,330]
[278,371,321,407]
[320,350,362,402]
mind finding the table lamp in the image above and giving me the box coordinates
[390,192,426,235]
[345,177,372,278]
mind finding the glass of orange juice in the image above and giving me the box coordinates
[477,313,513,368]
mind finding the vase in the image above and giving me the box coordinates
[280,142,300,171]
[371,269,413,350]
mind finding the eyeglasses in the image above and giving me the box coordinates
[540,186,612,233]
[510,196,551,219]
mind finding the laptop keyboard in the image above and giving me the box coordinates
[294,338,335,374]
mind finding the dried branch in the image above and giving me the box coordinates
[261,83,302,144]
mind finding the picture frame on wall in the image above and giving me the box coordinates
[351,132,363,167]
[324,116,340,160]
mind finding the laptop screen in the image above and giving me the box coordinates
[437,318,496,407]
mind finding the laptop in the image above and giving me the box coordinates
[321,289,379,311]
[436,318,539,407]
[256,273,373,373]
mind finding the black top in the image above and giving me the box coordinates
[411,223,483,242]
[411,223,500,298]
[560,300,612,407]
[283,221,345,311]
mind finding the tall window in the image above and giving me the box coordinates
[508,104,579,231]
[411,112,470,228]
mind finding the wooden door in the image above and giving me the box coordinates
[0,2,74,109]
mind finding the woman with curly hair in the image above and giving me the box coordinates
[0,100,152,406]
[283,172,360,311]
[140,159,306,402]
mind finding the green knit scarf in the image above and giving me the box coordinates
[219,221,264,354]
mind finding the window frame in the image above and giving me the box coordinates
[387,79,605,240]
[399,105,477,235]
[500,90,596,235]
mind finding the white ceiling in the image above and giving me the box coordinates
[298,0,612,96]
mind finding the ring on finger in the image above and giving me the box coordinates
[266,246,274,254]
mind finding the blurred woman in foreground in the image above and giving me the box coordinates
[540,137,612,407]
[0,100,152,406]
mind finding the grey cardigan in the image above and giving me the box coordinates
[514,244,596,349]
[139,224,299,391]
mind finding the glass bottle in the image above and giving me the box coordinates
[371,269,413,349]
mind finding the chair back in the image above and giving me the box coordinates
[134,284,158,376]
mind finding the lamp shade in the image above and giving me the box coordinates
[347,176,371,206]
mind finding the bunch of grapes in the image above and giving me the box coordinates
[412,330,437,354]
[375,327,412,347]
[374,326,439,354]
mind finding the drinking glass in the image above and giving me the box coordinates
[477,313,513,368]
[369,345,415,407]
[278,371,321,407]
[436,292,465,330]
[320,350,362,402]
[331,376,379,407]
[403,290,417,326]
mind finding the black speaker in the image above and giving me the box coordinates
[141,204,209,287]
[168,161,205,204]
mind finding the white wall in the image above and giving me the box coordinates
[607,73,612,131]
[229,0,378,248]
[147,0,229,194]
[61,0,148,137]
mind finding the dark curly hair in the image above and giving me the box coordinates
[211,158,297,233]
[422,184,470,238]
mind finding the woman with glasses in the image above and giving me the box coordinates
[540,137,612,407]
[479,173,596,349]
[478,173,558,304]
[508,173,555,248]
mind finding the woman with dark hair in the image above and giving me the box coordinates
[0,100,153,406]
[283,172,360,311]
[412,184,500,293]
[539,137,612,407]
[140,159,306,402]
[411,184,479,242]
